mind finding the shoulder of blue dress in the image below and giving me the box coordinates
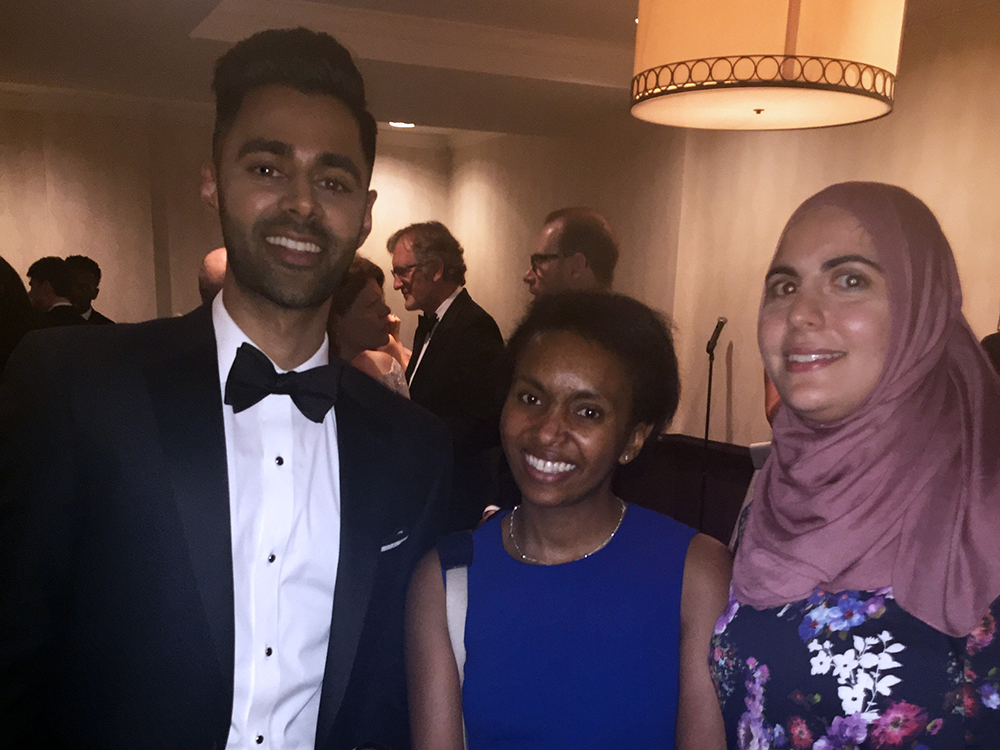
[469,509,510,548]
[624,503,699,542]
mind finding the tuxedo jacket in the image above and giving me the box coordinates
[407,288,505,456]
[407,289,505,530]
[38,304,86,328]
[85,308,114,325]
[0,305,450,750]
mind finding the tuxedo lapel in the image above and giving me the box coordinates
[426,289,468,343]
[315,377,391,746]
[145,306,234,684]
[408,289,469,395]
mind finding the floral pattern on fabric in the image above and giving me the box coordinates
[712,589,1000,749]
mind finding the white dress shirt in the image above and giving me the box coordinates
[213,294,341,750]
[407,285,463,383]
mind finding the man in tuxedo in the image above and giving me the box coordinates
[25,255,86,327]
[522,207,618,297]
[0,28,449,750]
[388,221,505,530]
[65,255,114,324]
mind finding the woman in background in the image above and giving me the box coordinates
[329,255,409,397]
[406,291,730,749]
[714,182,1000,748]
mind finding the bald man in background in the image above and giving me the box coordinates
[522,207,618,296]
[198,247,227,305]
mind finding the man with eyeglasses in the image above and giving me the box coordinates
[523,207,619,297]
[388,221,505,531]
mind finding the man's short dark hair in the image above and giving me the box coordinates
[386,221,467,286]
[544,208,618,287]
[212,27,377,178]
[507,291,679,434]
[27,256,72,298]
[65,255,102,283]
[331,255,385,316]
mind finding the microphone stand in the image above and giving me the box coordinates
[698,317,726,530]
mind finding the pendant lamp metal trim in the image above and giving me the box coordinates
[631,54,896,129]
[632,54,895,120]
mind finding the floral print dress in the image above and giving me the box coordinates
[712,588,1000,749]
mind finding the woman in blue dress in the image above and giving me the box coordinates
[714,183,1000,749]
[406,291,731,749]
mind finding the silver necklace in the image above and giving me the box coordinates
[508,499,627,565]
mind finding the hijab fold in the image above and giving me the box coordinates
[733,182,1000,637]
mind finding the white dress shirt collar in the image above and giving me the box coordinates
[433,285,463,322]
[408,286,464,384]
[213,291,329,387]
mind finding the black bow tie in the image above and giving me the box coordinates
[415,312,438,338]
[407,312,439,384]
[224,343,338,423]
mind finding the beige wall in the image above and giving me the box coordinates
[0,105,159,323]
[154,111,225,316]
[448,121,687,338]
[449,132,588,336]
[365,129,453,347]
[1,2,997,448]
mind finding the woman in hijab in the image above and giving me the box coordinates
[712,182,1000,749]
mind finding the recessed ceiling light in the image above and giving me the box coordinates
[389,121,416,128]
[635,17,639,23]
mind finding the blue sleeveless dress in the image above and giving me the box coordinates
[459,503,697,749]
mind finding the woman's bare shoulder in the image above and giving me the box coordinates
[351,349,396,378]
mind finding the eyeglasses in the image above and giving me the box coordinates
[529,253,562,272]
[390,262,430,279]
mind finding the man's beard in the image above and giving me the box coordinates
[221,206,361,310]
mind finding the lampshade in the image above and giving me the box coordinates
[632,0,907,130]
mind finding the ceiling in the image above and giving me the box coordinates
[0,0,990,136]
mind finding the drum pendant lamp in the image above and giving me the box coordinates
[631,0,907,130]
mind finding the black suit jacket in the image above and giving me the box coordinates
[407,289,505,530]
[84,308,114,325]
[38,304,86,328]
[0,256,32,373]
[0,305,450,750]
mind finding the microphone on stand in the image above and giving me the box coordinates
[706,316,727,355]
[699,315,727,531]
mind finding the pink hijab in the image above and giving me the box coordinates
[733,182,1000,637]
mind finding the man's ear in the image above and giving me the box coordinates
[200,163,219,210]
[565,251,588,280]
[430,259,445,283]
[358,189,377,247]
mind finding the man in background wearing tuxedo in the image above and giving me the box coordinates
[388,221,505,530]
[25,255,86,327]
[0,28,449,750]
[65,255,114,324]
